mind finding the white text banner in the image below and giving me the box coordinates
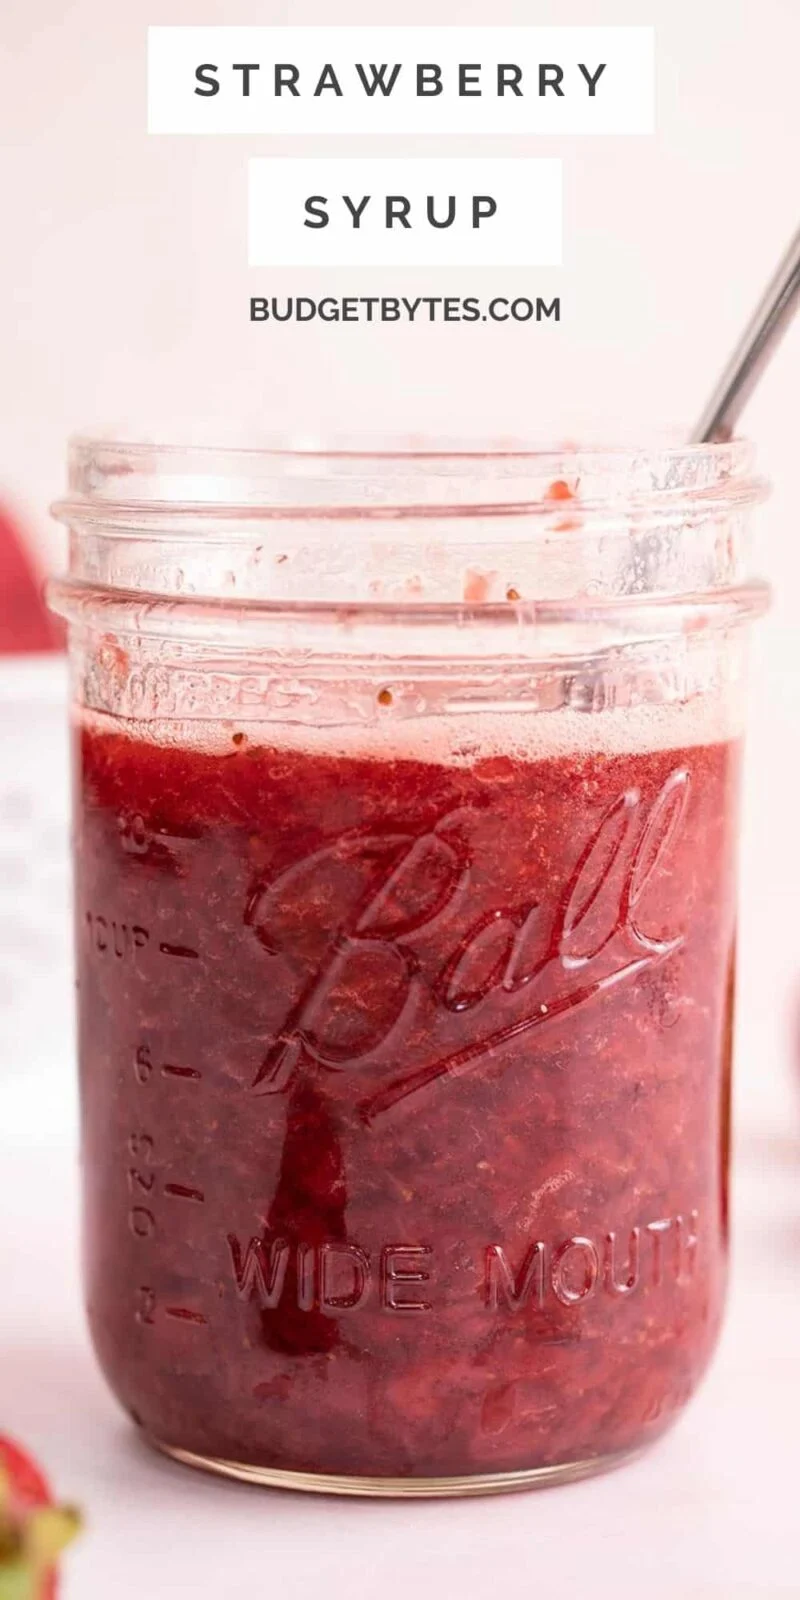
[149,27,654,137]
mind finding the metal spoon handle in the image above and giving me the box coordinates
[692,223,800,444]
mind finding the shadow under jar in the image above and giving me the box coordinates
[50,437,769,1496]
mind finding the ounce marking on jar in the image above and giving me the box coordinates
[128,1206,156,1238]
[243,770,691,1120]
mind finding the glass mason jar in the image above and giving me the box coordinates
[50,436,769,1497]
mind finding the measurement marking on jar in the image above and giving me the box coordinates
[118,812,203,856]
[135,1287,156,1325]
[129,1206,156,1238]
[128,1167,155,1195]
[86,911,149,959]
[127,1131,156,1238]
[135,1289,209,1329]
[158,941,200,960]
[165,1307,208,1326]
[135,1044,203,1084]
[128,1132,154,1160]
[164,1183,206,1204]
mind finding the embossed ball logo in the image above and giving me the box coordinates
[244,769,690,1121]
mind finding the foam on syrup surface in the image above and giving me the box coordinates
[79,687,741,770]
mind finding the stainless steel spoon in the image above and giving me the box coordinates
[692,223,800,443]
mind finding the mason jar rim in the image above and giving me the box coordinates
[65,431,757,462]
[49,431,771,644]
[53,432,768,525]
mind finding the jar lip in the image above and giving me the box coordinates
[66,429,755,464]
[55,432,765,522]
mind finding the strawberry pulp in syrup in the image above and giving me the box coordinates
[76,715,738,1480]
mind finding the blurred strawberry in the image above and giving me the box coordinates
[0,1436,80,1600]
[0,504,60,655]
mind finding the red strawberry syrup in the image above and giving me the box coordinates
[75,714,738,1480]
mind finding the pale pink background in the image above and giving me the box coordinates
[2,0,800,1123]
[3,18,800,1595]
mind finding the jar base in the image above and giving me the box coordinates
[146,1435,642,1498]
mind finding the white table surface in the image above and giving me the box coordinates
[2,1099,799,1600]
